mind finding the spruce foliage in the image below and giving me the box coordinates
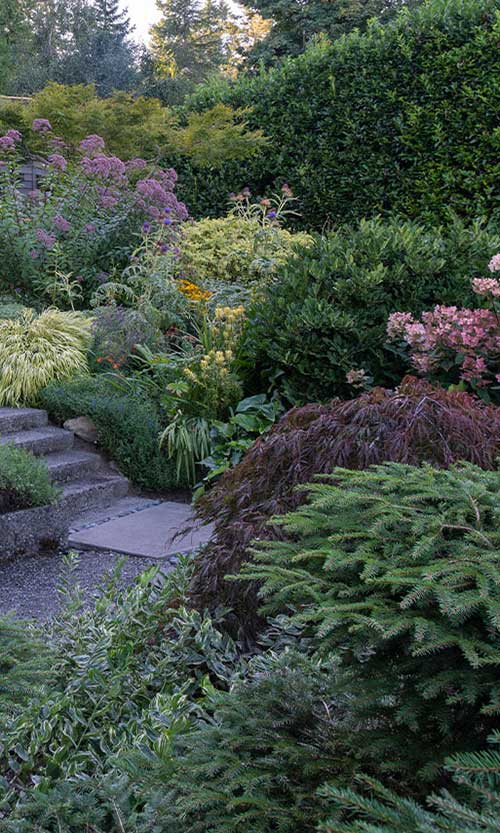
[244,462,500,778]
[165,650,347,833]
[319,734,500,832]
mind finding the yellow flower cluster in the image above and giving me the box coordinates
[177,278,211,303]
[213,305,246,349]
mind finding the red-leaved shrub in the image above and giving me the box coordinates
[192,377,500,641]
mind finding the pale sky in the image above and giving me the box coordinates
[121,0,243,43]
[120,0,161,43]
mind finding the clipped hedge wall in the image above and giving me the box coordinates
[174,0,500,229]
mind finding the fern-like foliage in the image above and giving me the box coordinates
[318,733,500,832]
[244,462,500,778]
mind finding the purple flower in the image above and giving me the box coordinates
[163,218,172,225]
[32,118,52,133]
[267,210,277,218]
[81,154,126,181]
[47,153,67,171]
[160,244,170,253]
[6,129,22,143]
[79,134,106,156]
[0,135,15,150]
[98,187,119,209]
[53,214,71,233]
[142,221,152,233]
[29,249,39,259]
[163,206,172,212]
[36,228,56,249]
[84,223,97,234]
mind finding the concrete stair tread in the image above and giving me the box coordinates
[0,425,74,454]
[63,474,129,498]
[44,450,102,483]
[0,407,48,433]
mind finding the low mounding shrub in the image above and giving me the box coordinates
[179,215,312,285]
[176,0,500,228]
[192,378,500,637]
[39,376,182,491]
[246,216,500,403]
[0,309,90,406]
[245,463,500,779]
[0,444,59,512]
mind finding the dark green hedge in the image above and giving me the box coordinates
[173,0,500,229]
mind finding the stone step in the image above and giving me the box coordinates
[61,475,129,517]
[0,425,74,456]
[45,450,102,484]
[0,407,48,435]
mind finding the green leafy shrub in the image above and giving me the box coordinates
[0,444,59,512]
[0,558,244,830]
[245,462,500,778]
[247,216,500,402]
[39,376,182,491]
[192,377,500,637]
[176,0,500,228]
[0,309,91,406]
[179,215,312,285]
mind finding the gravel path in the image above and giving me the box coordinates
[0,550,168,621]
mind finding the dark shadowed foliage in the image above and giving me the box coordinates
[192,377,500,640]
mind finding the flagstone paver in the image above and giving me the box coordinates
[69,500,213,558]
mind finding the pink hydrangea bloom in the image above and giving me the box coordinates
[387,303,500,388]
[488,253,500,273]
[472,277,500,297]
[386,311,414,339]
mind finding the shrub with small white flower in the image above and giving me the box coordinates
[0,122,188,305]
[387,255,500,401]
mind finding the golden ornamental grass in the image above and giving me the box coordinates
[0,308,91,406]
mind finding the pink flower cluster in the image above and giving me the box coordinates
[488,253,500,273]
[48,153,67,171]
[81,154,127,182]
[135,170,188,220]
[53,214,71,233]
[0,128,22,151]
[79,134,106,156]
[32,118,52,133]
[388,304,500,387]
